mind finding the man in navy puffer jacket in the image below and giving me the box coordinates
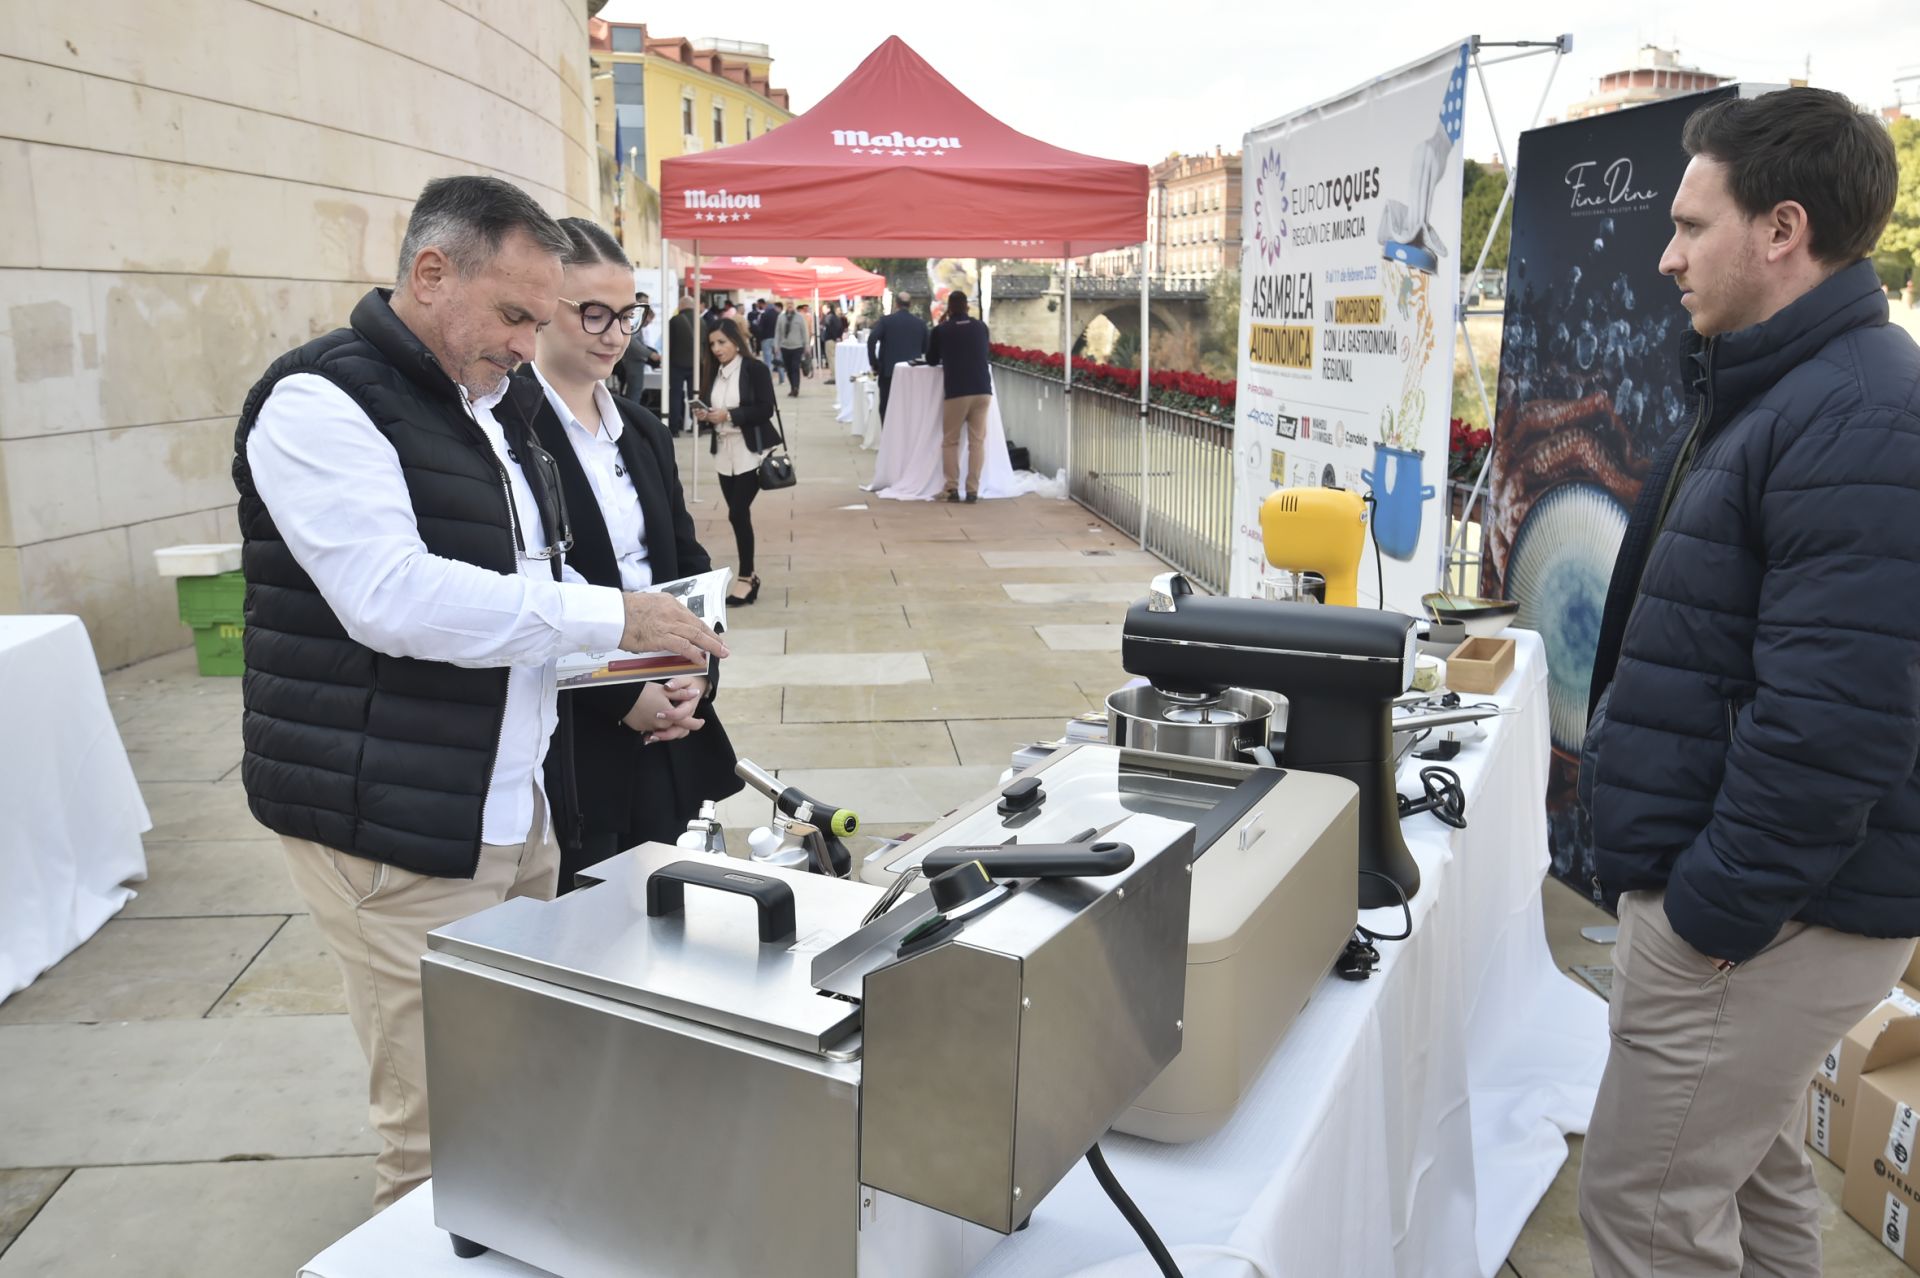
[1578,89,1920,1277]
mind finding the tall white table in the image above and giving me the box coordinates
[300,631,1606,1278]
[834,340,871,425]
[863,364,1018,501]
[0,615,150,1001]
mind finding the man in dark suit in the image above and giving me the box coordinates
[867,292,928,420]
[667,296,696,435]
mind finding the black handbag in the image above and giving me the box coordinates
[757,399,797,490]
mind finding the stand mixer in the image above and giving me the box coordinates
[1121,571,1421,909]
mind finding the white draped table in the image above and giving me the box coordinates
[301,630,1606,1278]
[834,340,871,425]
[863,364,1018,501]
[0,615,150,1001]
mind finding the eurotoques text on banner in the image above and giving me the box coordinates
[1230,43,1469,609]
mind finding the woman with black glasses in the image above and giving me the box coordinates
[508,217,741,884]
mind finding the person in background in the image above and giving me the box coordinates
[517,217,743,883]
[608,301,657,403]
[776,300,808,397]
[235,175,726,1209]
[925,289,994,503]
[699,317,778,606]
[700,296,721,336]
[667,295,697,436]
[867,291,928,420]
[1578,88,1920,1278]
[821,302,848,378]
[753,297,780,371]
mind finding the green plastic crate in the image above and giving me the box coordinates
[192,621,245,677]
[177,570,245,629]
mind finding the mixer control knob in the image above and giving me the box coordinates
[997,776,1045,816]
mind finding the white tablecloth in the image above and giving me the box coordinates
[863,364,1018,501]
[835,340,871,425]
[853,380,882,450]
[0,615,150,1001]
[300,631,1605,1278]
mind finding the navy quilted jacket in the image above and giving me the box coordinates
[1589,260,1920,962]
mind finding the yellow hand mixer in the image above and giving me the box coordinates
[1258,486,1369,607]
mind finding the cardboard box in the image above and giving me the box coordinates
[1445,636,1515,694]
[1903,942,1920,991]
[1843,1016,1920,1270]
[1809,984,1920,1168]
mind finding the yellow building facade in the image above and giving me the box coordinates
[589,21,793,253]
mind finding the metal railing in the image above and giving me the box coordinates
[994,362,1233,594]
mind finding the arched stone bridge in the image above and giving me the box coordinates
[985,273,1211,360]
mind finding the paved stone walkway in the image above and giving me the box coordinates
[0,378,1898,1276]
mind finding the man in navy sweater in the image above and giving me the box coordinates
[926,290,994,502]
[1577,88,1920,1278]
[867,292,928,421]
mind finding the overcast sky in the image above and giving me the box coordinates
[598,0,1917,164]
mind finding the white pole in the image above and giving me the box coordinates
[1063,247,1074,495]
[1138,254,1150,552]
[690,240,702,505]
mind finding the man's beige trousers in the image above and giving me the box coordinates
[1580,888,1914,1276]
[281,784,558,1211]
[941,393,992,496]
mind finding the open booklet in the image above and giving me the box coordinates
[556,567,731,690]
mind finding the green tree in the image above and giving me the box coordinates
[1458,159,1513,274]
[1203,266,1239,363]
[1107,330,1140,370]
[1876,118,1920,288]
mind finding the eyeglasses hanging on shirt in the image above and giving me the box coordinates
[560,297,645,336]
[497,396,575,564]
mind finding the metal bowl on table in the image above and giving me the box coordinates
[1105,685,1277,766]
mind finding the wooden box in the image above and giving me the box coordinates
[1446,636,1515,694]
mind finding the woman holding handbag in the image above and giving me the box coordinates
[511,217,743,884]
[699,316,784,606]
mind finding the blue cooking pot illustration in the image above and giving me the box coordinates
[1361,443,1435,561]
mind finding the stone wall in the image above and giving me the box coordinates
[0,0,599,668]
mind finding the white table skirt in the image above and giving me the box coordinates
[0,615,150,1001]
[863,364,1018,501]
[853,380,883,451]
[300,630,1604,1278]
[835,341,871,425]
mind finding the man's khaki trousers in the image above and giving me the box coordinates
[282,784,558,1211]
[1580,888,1915,1276]
[941,393,992,496]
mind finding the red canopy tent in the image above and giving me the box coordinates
[656,37,1150,506]
[660,37,1146,257]
[690,256,887,299]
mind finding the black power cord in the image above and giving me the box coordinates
[1338,869,1415,980]
[1398,766,1467,829]
[1086,1142,1183,1278]
[1361,490,1385,608]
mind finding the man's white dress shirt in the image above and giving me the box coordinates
[532,366,652,591]
[247,372,626,846]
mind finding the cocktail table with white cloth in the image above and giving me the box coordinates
[299,630,1607,1278]
[834,340,870,425]
[0,615,150,1001]
[863,363,1017,501]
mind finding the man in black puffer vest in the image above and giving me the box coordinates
[233,176,726,1212]
[1578,91,1920,1277]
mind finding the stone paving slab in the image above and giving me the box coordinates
[0,1157,374,1277]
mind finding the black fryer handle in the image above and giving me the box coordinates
[918,842,1135,881]
[645,860,797,944]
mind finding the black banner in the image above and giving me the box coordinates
[1482,88,1734,905]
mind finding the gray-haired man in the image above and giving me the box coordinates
[233,175,727,1210]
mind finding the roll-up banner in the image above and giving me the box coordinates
[1230,42,1470,610]
[1482,86,1737,902]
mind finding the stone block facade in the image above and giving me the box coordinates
[0,0,599,668]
